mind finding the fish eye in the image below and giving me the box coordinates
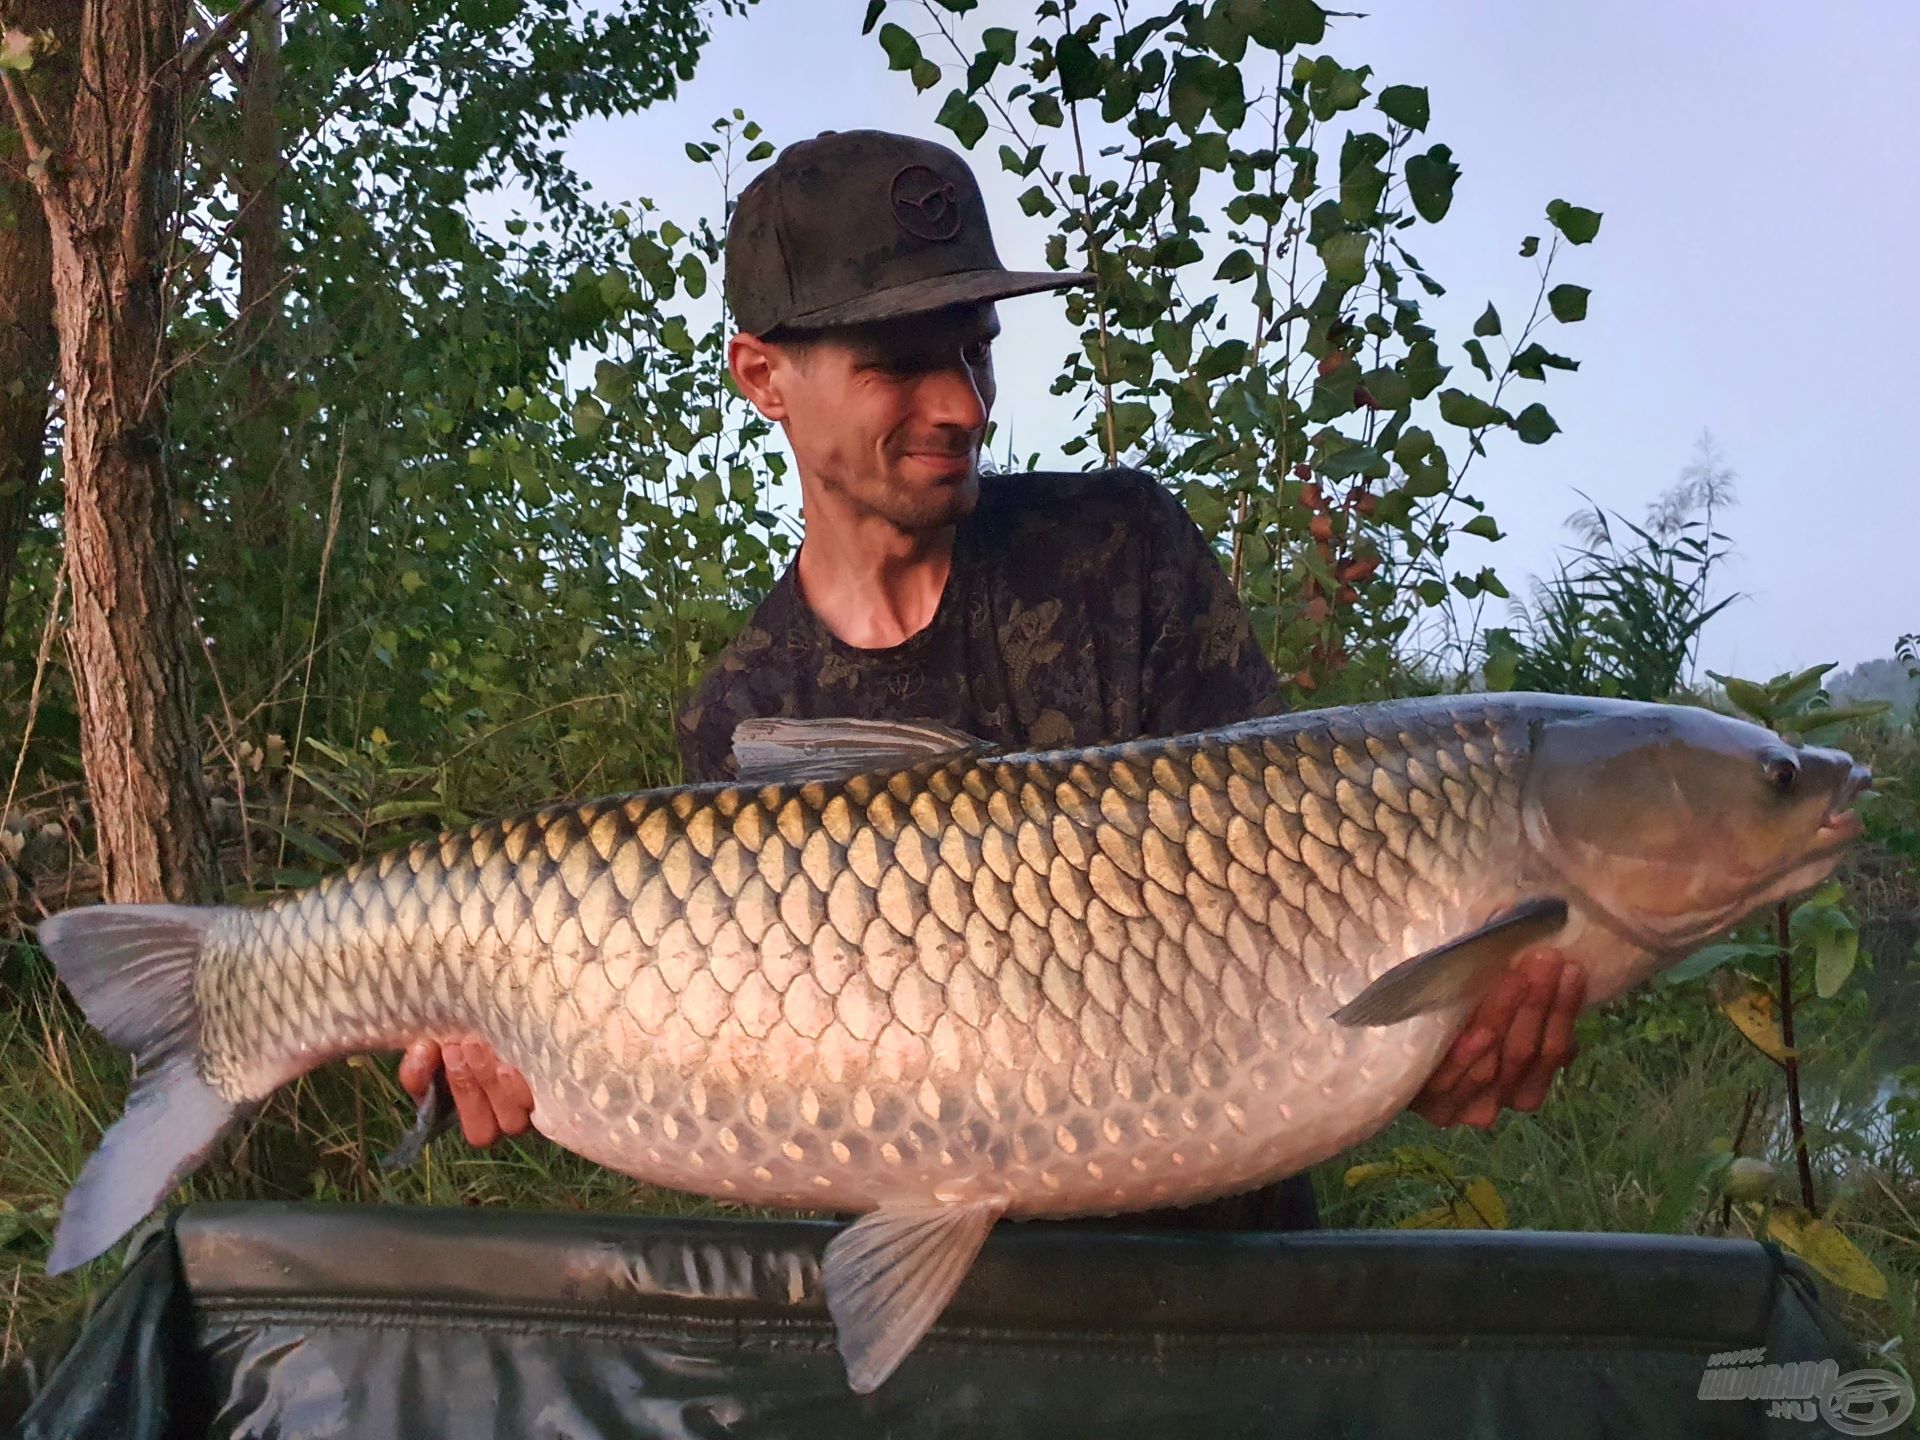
[1763,754,1800,795]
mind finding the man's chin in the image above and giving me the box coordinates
[890,469,979,531]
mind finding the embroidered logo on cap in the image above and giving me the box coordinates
[889,165,964,241]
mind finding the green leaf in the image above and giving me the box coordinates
[1710,672,1776,724]
[1361,366,1412,410]
[1029,92,1064,128]
[1377,84,1429,131]
[1437,388,1506,429]
[1774,663,1839,710]
[1210,62,1248,130]
[1393,426,1434,465]
[1546,198,1603,244]
[0,29,35,72]
[1548,283,1590,322]
[571,396,606,439]
[1197,340,1250,380]
[1339,131,1389,221]
[677,253,707,299]
[1109,400,1155,452]
[1215,248,1257,282]
[929,0,978,11]
[745,140,775,163]
[1519,235,1539,258]
[1798,905,1860,998]
[1055,34,1102,102]
[936,89,989,148]
[1508,343,1579,381]
[1319,231,1369,285]
[861,0,887,34]
[1403,339,1447,398]
[1660,940,1779,987]
[1462,515,1501,541]
[1169,59,1212,135]
[1513,402,1560,444]
[910,57,942,93]
[982,27,1017,63]
[878,22,921,71]
[1473,302,1501,337]
[1404,144,1459,223]
[1462,338,1493,381]
[1017,184,1053,217]
[1250,0,1327,51]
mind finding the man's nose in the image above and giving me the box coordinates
[916,360,988,433]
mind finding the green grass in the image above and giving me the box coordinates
[1323,986,1920,1363]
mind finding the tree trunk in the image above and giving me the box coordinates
[0,0,75,639]
[7,0,219,904]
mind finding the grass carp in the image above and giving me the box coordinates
[37,693,1869,1390]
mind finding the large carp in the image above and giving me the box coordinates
[38,694,1868,1390]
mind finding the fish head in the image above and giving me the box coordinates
[1522,703,1870,951]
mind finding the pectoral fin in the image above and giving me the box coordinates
[380,1066,457,1170]
[1332,897,1569,1028]
[821,1198,1005,1393]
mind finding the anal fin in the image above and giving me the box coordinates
[821,1198,1004,1393]
[1332,897,1569,1027]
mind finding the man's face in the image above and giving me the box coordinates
[746,303,1000,534]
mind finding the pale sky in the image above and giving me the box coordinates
[536,0,1919,679]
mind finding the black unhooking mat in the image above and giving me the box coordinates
[10,1201,1867,1439]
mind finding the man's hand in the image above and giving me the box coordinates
[398,1038,535,1148]
[1410,951,1585,1130]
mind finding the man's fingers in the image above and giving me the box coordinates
[1414,1042,1502,1128]
[1423,1024,1495,1097]
[397,1039,441,1102]
[442,1044,499,1148]
[493,1064,536,1134]
[1511,963,1586,1111]
[1495,960,1557,1097]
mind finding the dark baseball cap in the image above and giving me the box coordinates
[725,129,1094,338]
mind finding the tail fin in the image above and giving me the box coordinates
[36,904,243,1274]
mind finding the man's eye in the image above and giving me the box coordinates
[965,342,992,365]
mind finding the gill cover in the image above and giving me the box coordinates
[1520,705,1853,948]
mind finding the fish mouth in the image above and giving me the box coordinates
[1816,763,1874,844]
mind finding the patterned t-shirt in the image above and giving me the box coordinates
[673,467,1316,1231]
[676,467,1280,779]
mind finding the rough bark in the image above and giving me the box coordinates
[0,0,74,639]
[7,0,220,903]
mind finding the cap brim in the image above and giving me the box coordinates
[777,268,1095,331]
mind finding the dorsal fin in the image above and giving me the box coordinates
[730,717,992,785]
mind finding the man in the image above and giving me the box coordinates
[401,130,1584,1226]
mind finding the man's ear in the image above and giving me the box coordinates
[729,332,788,421]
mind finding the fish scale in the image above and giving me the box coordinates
[184,698,1514,1219]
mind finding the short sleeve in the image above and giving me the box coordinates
[1135,478,1282,732]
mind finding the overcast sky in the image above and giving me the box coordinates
[538,0,1917,679]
